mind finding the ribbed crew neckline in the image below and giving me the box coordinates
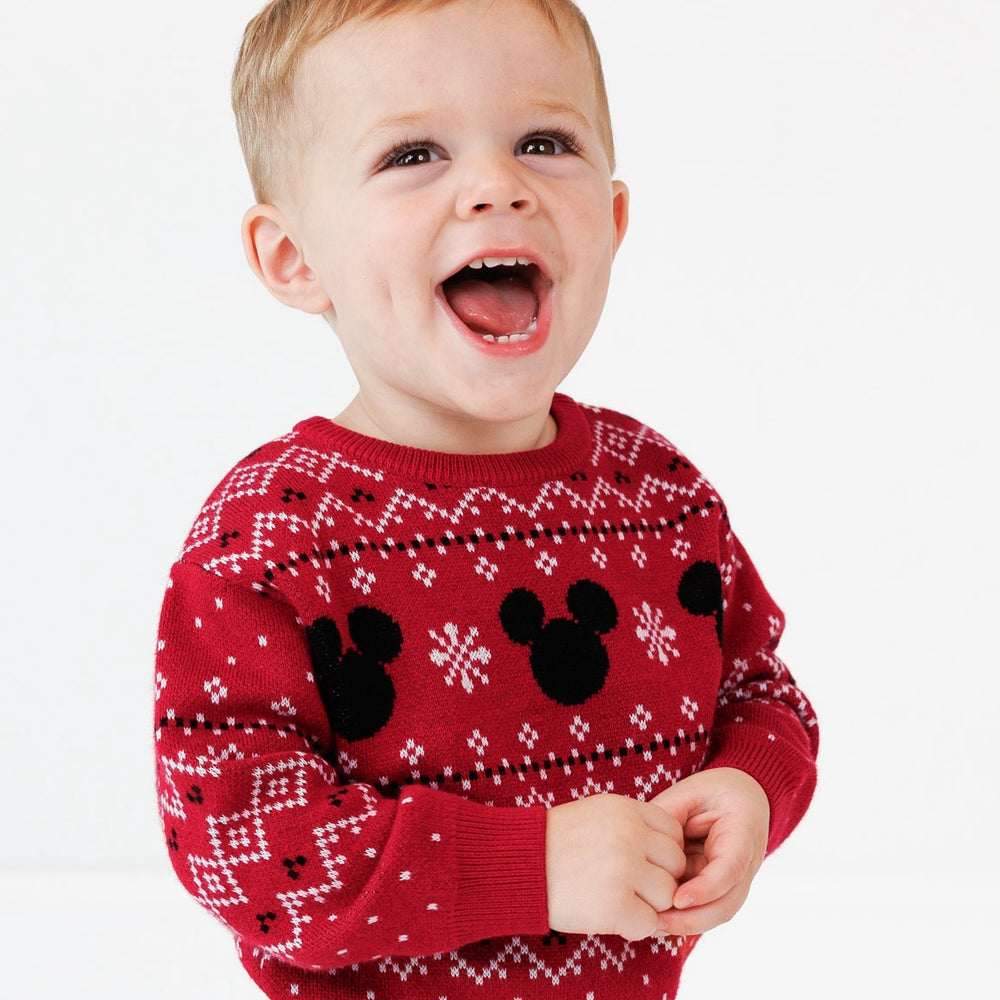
[293,394,592,486]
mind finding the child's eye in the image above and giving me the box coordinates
[378,141,443,170]
[517,131,580,157]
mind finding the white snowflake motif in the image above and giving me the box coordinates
[154,671,167,701]
[633,602,680,665]
[315,574,332,603]
[338,749,359,775]
[672,538,692,561]
[271,697,297,717]
[413,563,436,588]
[591,547,608,569]
[535,551,558,575]
[350,566,376,595]
[475,556,499,582]
[681,696,699,721]
[204,677,228,704]
[630,704,653,731]
[518,722,539,750]
[631,544,648,569]
[569,715,591,743]
[467,729,489,757]
[428,623,491,693]
[400,740,425,767]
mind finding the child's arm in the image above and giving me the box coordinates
[545,793,687,942]
[155,562,552,970]
[654,528,819,936]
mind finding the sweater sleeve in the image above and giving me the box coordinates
[702,529,819,853]
[154,561,550,970]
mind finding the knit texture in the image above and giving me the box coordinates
[154,394,819,999]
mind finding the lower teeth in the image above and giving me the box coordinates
[481,318,538,344]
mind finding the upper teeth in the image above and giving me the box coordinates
[467,256,532,269]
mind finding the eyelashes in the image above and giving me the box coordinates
[376,137,441,172]
[375,128,585,172]
[518,129,583,157]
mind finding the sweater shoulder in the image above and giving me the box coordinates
[576,401,711,487]
[578,400,685,454]
[176,424,346,585]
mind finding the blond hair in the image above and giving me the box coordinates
[232,0,615,202]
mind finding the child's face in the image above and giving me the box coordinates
[277,0,628,452]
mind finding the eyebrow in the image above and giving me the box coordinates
[355,113,434,153]
[355,101,595,153]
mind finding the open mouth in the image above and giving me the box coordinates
[440,256,548,344]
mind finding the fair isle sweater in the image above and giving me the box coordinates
[154,394,818,1000]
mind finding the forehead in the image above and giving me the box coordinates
[294,1,599,136]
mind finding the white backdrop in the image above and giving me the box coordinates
[1,1,996,996]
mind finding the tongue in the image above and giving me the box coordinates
[445,275,538,337]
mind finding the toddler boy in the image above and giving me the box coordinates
[154,1,819,997]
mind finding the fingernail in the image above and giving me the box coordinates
[675,892,694,909]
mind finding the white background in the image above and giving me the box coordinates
[1,0,997,995]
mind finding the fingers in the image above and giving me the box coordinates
[645,828,687,880]
[616,899,662,943]
[673,853,749,912]
[674,820,757,909]
[639,800,684,843]
[682,841,708,882]
[657,882,752,937]
[635,860,679,914]
[637,801,686,876]
[649,781,701,827]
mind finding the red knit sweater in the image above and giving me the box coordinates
[154,394,818,999]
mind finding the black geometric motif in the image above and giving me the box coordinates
[306,608,403,742]
[500,580,619,705]
[256,911,278,934]
[281,487,306,503]
[219,531,240,549]
[282,856,308,880]
[186,785,204,805]
[677,561,724,646]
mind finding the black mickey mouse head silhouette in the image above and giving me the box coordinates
[677,561,724,646]
[305,607,403,741]
[500,580,619,705]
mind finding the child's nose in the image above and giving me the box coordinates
[455,157,538,219]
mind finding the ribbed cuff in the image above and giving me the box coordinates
[704,703,818,853]
[445,797,550,943]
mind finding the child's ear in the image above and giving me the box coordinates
[611,180,629,253]
[241,204,332,315]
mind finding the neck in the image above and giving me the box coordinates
[333,395,558,456]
